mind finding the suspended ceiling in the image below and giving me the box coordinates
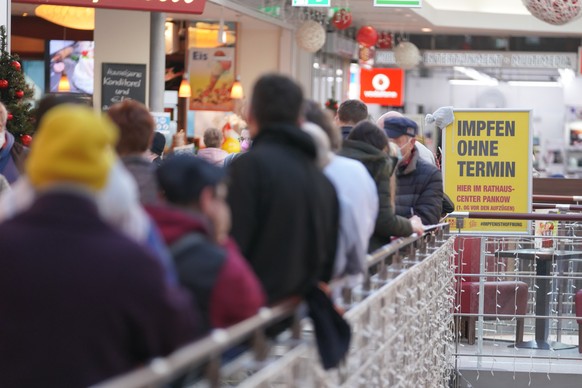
[11,0,582,36]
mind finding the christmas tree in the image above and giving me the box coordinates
[0,25,34,144]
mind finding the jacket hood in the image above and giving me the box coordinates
[145,205,210,245]
[254,124,317,161]
[340,140,388,164]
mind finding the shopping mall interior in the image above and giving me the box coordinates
[2,1,582,387]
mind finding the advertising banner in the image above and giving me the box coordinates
[442,110,532,233]
[14,0,206,14]
[360,68,404,106]
[187,47,235,112]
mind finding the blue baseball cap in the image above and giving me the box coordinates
[384,117,418,139]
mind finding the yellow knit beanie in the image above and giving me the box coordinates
[26,104,119,191]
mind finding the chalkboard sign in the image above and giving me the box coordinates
[101,63,147,110]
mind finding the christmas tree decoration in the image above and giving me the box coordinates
[356,26,379,48]
[0,25,34,142]
[523,0,582,25]
[20,134,32,146]
[296,20,326,53]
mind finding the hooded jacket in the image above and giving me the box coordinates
[339,140,412,251]
[147,205,265,331]
[0,192,198,387]
[394,146,443,225]
[227,124,339,304]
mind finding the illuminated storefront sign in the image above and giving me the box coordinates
[376,50,577,69]
[13,0,207,14]
[360,68,404,106]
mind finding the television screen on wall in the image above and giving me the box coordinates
[47,40,94,94]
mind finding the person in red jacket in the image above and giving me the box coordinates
[147,154,265,332]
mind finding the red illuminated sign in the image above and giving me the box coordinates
[360,68,404,106]
[13,0,207,14]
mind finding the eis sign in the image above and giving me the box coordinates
[360,68,404,106]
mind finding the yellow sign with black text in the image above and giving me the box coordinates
[443,110,532,233]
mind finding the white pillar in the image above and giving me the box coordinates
[94,9,151,110]
[1,0,10,51]
[149,12,166,112]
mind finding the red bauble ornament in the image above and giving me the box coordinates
[21,134,32,147]
[0,80,8,88]
[7,113,13,120]
[11,61,21,71]
[332,9,352,30]
[15,90,24,99]
[377,32,393,50]
[356,26,379,48]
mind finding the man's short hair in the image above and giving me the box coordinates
[34,94,91,130]
[250,74,303,127]
[203,127,223,148]
[337,99,368,125]
[107,100,155,155]
[347,121,388,151]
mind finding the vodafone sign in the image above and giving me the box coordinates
[360,68,404,106]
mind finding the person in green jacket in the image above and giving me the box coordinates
[339,120,424,252]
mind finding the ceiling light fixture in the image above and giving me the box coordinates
[449,79,499,86]
[507,81,561,87]
[35,5,95,30]
[421,28,432,32]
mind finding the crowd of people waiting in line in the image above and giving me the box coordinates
[0,73,454,386]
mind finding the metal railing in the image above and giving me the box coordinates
[95,224,455,388]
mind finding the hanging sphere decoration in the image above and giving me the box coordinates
[332,9,352,30]
[296,20,326,53]
[522,0,582,25]
[356,26,379,48]
[394,41,421,70]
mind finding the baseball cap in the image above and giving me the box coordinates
[156,154,225,205]
[384,116,418,139]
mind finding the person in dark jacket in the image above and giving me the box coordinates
[227,74,339,304]
[335,99,368,139]
[385,116,443,225]
[339,121,424,251]
[0,105,199,388]
[0,102,27,184]
[147,155,265,331]
[108,100,160,204]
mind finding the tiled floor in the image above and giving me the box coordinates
[456,334,581,375]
